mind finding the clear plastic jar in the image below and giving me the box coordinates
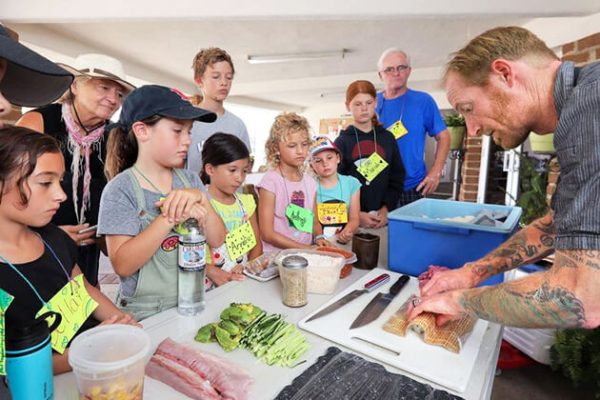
[280,255,308,307]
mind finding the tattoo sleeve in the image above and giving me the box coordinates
[458,249,600,329]
[466,211,556,282]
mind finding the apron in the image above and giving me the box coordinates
[116,169,200,321]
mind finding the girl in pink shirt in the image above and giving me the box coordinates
[257,113,327,252]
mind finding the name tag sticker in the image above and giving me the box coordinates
[357,152,389,183]
[285,203,314,233]
[37,274,98,354]
[389,120,408,139]
[317,203,348,225]
[225,222,257,261]
[0,290,14,376]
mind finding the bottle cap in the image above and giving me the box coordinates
[282,255,308,270]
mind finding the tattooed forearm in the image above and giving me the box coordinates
[459,281,585,328]
[467,212,555,279]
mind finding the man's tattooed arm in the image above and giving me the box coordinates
[465,211,556,283]
[458,249,600,328]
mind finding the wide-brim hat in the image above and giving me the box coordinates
[0,25,74,107]
[108,85,217,132]
[57,53,135,93]
[310,136,341,158]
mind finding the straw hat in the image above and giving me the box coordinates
[0,24,73,107]
[58,53,135,93]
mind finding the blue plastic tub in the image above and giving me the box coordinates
[387,198,522,286]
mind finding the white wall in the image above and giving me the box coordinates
[226,102,280,170]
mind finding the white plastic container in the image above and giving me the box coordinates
[503,326,556,365]
[68,325,151,400]
[275,249,345,294]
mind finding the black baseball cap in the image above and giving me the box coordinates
[111,85,217,131]
[0,25,73,107]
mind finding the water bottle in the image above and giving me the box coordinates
[177,219,206,316]
[5,311,61,400]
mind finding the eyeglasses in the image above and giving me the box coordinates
[382,64,410,75]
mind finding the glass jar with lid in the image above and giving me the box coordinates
[280,255,308,307]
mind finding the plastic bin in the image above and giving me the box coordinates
[69,324,151,400]
[388,199,522,286]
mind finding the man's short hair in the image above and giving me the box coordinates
[444,26,559,86]
[377,48,411,71]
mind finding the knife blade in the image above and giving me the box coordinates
[305,273,391,323]
[349,274,410,329]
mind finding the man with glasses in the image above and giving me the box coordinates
[376,48,450,207]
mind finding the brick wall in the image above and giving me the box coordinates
[562,32,600,66]
[458,137,481,202]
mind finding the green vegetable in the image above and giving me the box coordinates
[219,320,241,336]
[215,325,240,352]
[195,323,217,343]
[240,313,309,367]
[220,303,264,326]
[194,302,309,366]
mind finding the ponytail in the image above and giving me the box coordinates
[104,115,162,180]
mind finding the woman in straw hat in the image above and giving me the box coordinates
[16,53,135,287]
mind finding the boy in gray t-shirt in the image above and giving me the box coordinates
[186,47,251,174]
[187,111,250,173]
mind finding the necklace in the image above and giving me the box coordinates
[133,164,168,196]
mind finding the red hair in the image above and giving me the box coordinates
[345,80,380,127]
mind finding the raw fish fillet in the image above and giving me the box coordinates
[146,338,253,399]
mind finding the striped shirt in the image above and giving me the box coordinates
[552,60,600,250]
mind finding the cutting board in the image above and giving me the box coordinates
[298,268,489,394]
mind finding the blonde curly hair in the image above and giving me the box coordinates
[265,112,311,168]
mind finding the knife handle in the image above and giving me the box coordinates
[364,273,390,291]
[389,275,410,296]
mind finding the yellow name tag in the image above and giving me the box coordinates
[357,152,389,183]
[225,222,257,261]
[0,290,14,376]
[317,203,348,225]
[37,274,98,354]
[389,120,408,139]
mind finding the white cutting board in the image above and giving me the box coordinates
[298,268,489,394]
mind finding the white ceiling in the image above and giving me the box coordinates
[3,0,600,111]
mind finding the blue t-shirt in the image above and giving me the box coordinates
[316,173,361,205]
[376,89,446,190]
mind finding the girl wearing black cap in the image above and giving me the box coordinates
[97,85,226,321]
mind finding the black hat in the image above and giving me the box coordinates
[111,85,217,131]
[0,25,74,107]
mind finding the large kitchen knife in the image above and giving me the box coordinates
[349,274,410,329]
[305,273,391,323]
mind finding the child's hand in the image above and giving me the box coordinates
[188,203,209,228]
[359,212,379,228]
[207,264,245,286]
[315,238,332,247]
[337,228,354,243]
[156,188,204,223]
[100,313,141,328]
[373,208,388,228]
